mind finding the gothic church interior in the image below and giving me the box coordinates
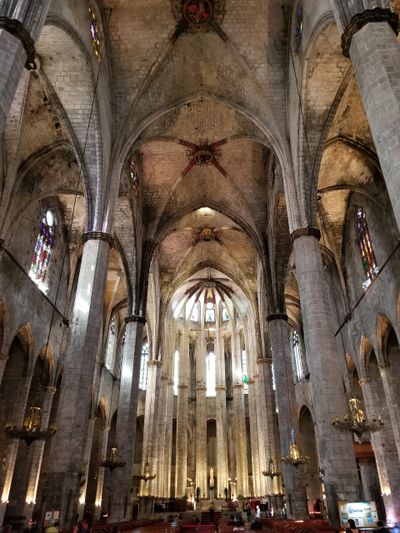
[0,0,400,529]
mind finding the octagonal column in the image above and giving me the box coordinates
[215,331,228,498]
[175,331,189,498]
[195,333,207,499]
[267,315,307,519]
[292,228,360,526]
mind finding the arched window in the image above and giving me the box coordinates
[29,210,56,293]
[291,329,304,381]
[173,350,179,396]
[222,306,229,322]
[89,6,102,59]
[139,342,149,390]
[356,206,378,288]
[129,157,139,196]
[205,302,215,323]
[241,349,248,393]
[105,317,116,371]
[206,352,216,397]
[294,1,303,53]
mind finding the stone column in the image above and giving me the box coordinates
[109,314,146,522]
[0,371,32,524]
[23,386,56,520]
[154,374,168,497]
[379,365,400,462]
[162,379,174,497]
[43,233,112,528]
[292,229,360,526]
[267,316,307,519]
[231,330,249,497]
[361,377,400,523]
[0,0,51,135]
[334,3,400,231]
[256,358,281,496]
[195,333,207,499]
[141,360,162,496]
[247,378,261,497]
[94,425,110,519]
[215,332,228,499]
[76,416,96,518]
[175,331,189,498]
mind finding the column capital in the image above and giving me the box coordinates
[160,375,169,382]
[232,383,243,389]
[256,357,273,365]
[342,8,399,58]
[290,227,321,243]
[46,386,57,396]
[124,314,146,325]
[147,360,162,367]
[178,384,189,390]
[247,379,255,385]
[0,16,36,70]
[358,377,372,386]
[267,313,288,323]
[195,385,207,391]
[215,385,226,391]
[82,231,114,247]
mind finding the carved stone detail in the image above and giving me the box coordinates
[0,16,36,70]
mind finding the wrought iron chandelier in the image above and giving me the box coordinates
[331,397,383,441]
[262,457,281,479]
[138,461,156,484]
[100,447,126,472]
[281,433,309,468]
[5,406,57,446]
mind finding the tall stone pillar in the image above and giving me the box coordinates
[94,425,110,519]
[109,314,146,522]
[247,378,261,497]
[360,377,400,523]
[43,233,112,527]
[379,365,400,461]
[175,331,189,498]
[231,331,249,497]
[292,228,360,525]
[154,374,168,497]
[0,0,51,135]
[0,353,9,387]
[333,3,400,230]
[76,416,96,518]
[195,333,207,499]
[141,360,162,496]
[23,386,56,520]
[256,358,281,496]
[267,315,307,518]
[162,378,174,497]
[215,332,228,498]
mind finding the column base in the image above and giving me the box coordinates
[41,472,81,528]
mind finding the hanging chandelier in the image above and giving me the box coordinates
[281,432,309,468]
[5,406,57,446]
[100,447,126,472]
[138,461,156,484]
[262,457,281,479]
[331,397,383,441]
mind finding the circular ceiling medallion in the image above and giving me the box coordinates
[183,0,213,25]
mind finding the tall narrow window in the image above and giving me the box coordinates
[356,207,378,288]
[190,303,199,322]
[173,350,179,396]
[241,349,248,393]
[129,157,139,196]
[294,1,303,53]
[206,352,216,397]
[105,317,116,371]
[139,342,149,390]
[292,329,304,381]
[222,306,229,322]
[205,302,215,323]
[89,6,102,59]
[29,210,56,293]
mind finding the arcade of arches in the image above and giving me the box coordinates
[1,0,400,529]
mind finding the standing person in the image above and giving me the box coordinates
[73,513,92,533]
[345,519,359,533]
[255,505,261,519]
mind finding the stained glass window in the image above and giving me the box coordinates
[173,350,179,396]
[105,317,116,371]
[129,157,139,196]
[356,207,378,289]
[139,342,149,390]
[29,210,56,293]
[222,306,229,322]
[89,6,102,60]
[206,352,216,397]
[292,329,304,381]
[294,1,303,54]
[205,308,215,322]
[241,349,248,393]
